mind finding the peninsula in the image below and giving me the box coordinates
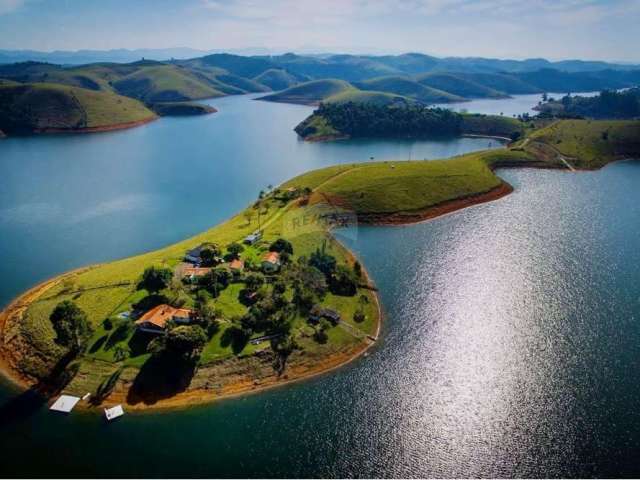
[1,117,639,410]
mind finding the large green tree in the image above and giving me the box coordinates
[149,325,207,360]
[49,300,93,352]
[140,266,173,293]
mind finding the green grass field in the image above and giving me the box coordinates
[285,150,532,216]
[526,119,640,169]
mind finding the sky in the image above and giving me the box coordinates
[1,0,639,61]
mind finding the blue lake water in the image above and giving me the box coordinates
[434,91,599,117]
[1,93,639,477]
[0,94,500,308]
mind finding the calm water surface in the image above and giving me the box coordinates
[434,91,598,117]
[1,94,639,477]
[0,94,498,308]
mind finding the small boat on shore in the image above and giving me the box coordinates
[104,405,125,421]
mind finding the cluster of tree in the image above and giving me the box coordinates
[287,258,328,313]
[193,289,222,337]
[309,243,359,297]
[302,102,466,138]
[537,88,640,119]
[197,267,232,298]
[148,324,208,361]
[200,243,221,266]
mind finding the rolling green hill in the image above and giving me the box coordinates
[212,73,270,93]
[193,53,276,78]
[0,83,156,134]
[112,65,224,102]
[323,89,414,106]
[257,79,355,105]
[525,119,640,168]
[253,68,300,91]
[416,72,507,99]
[457,72,541,94]
[354,76,464,103]
[515,69,630,93]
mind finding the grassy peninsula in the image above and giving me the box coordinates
[0,83,157,135]
[1,118,639,411]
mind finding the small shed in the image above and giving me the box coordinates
[244,230,262,245]
[50,395,81,413]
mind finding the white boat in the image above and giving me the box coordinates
[104,405,125,421]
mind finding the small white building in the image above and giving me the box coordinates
[243,230,262,245]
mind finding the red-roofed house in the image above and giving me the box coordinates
[229,259,244,272]
[182,266,212,281]
[262,251,281,273]
[135,304,194,334]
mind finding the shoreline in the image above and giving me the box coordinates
[2,152,628,411]
[0,225,384,412]
[0,247,382,411]
[33,116,158,135]
[357,181,513,226]
[1,116,159,139]
[0,266,96,388]
[301,132,512,144]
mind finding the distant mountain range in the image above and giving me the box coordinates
[0,48,276,65]
[1,51,640,136]
[1,49,639,73]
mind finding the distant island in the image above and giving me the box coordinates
[0,117,639,410]
[1,52,639,136]
[294,102,524,142]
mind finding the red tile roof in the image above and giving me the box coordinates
[263,251,280,264]
[135,304,193,329]
[229,259,244,270]
[183,266,211,277]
